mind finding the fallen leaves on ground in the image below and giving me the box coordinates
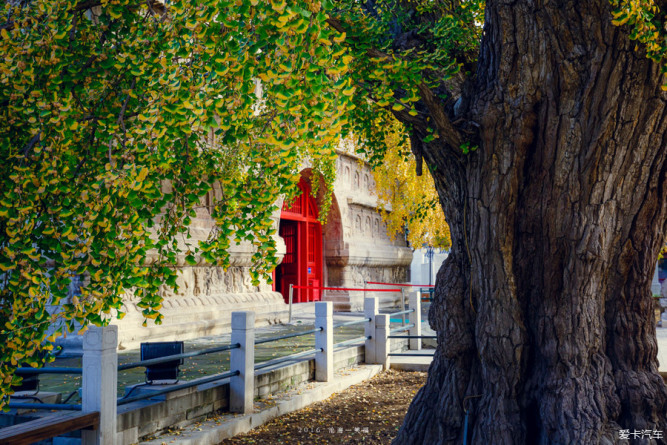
[218,370,426,444]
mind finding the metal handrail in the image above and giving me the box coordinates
[118,343,240,371]
[254,327,323,345]
[333,336,370,349]
[16,367,82,375]
[387,309,415,317]
[7,403,82,410]
[389,323,415,334]
[388,352,434,357]
[254,348,322,371]
[333,318,371,328]
[388,335,437,339]
[365,281,435,288]
[117,369,240,406]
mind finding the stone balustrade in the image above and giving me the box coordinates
[11,293,424,444]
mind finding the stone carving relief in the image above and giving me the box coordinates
[347,265,409,287]
[163,266,261,299]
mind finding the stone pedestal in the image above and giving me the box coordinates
[81,326,118,445]
[364,297,379,364]
[230,312,255,414]
[315,302,334,382]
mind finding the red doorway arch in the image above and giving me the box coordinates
[276,179,323,303]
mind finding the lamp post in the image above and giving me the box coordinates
[426,246,434,286]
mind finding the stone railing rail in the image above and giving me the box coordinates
[5,292,426,444]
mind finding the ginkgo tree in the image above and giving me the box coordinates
[2,0,667,443]
[333,0,666,443]
[0,0,350,408]
[370,116,451,250]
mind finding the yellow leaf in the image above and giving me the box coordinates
[333,32,346,43]
[215,66,230,76]
[271,0,286,13]
[136,167,149,182]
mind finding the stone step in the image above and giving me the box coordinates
[389,349,435,372]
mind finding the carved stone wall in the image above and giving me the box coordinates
[318,148,413,311]
[102,142,412,349]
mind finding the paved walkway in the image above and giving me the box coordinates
[138,303,436,444]
[140,364,384,445]
[137,306,667,444]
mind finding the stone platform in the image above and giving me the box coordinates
[390,349,435,372]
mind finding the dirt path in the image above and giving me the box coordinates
[218,370,426,444]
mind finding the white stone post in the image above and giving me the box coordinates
[364,297,379,364]
[375,314,390,370]
[230,311,255,414]
[408,291,422,351]
[315,302,334,382]
[81,325,118,445]
[652,262,661,296]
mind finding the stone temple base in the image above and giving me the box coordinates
[111,291,288,351]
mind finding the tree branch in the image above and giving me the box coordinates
[326,17,465,152]
[409,132,424,176]
[74,0,104,11]
[22,132,41,157]
[416,82,463,149]
[325,17,345,34]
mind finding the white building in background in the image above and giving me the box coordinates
[410,248,448,287]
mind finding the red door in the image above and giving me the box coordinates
[305,222,322,301]
[278,221,299,301]
[277,179,322,303]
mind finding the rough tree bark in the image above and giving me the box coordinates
[393,1,667,444]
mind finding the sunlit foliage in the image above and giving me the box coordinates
[371,118,451,250]
[0,0,351,405]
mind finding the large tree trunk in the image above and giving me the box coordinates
[394,1,667,444]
